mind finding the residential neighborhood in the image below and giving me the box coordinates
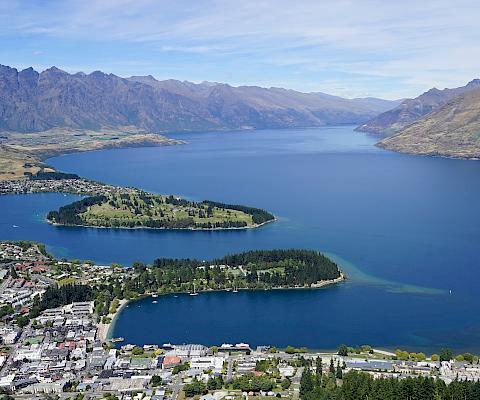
[0,241,479,399]
[0,177,131,196]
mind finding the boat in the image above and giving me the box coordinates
[111,337,124,343]
[152,300,158,304]
[152,294,158,298]
[12,225,19,228]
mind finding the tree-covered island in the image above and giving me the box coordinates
[47,191,275,230]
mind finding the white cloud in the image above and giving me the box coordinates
[0,0,479,98]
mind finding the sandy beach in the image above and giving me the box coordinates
[97,298,128,342]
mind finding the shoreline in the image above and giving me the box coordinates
[0,131,186,181]
[2,124,479,182]
[97,299,129,342]
[375,142,480,161]
[46,217,276,232]
[106,273,346,341]
[2,180,278,233]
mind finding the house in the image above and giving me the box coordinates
[346,360,393,372]
[14,346,42,362]
[26,380,67,394]
[108,376,150,393]
[190,356,224,373]
[2,329,20,344]
[278,365,295,377]
[162,355,181,369]
[89,348,108,369]
[152,388,166,400]
[130,357,155,370]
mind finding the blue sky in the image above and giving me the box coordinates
[1,0,479,99]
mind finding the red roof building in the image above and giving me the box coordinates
[162,355,181,368]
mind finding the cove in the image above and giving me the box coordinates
[1,126,480,352]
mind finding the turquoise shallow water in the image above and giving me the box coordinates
[1,126,480,352]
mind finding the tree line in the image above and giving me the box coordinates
[300,365,480,400]
[47,196,107,225]
[29,171,81,180]
[29,284,94,318]
[79,250,341,309]
[19,250,341,327]
[143,218,248,229]
[202,200,274,224]
[144,249,342,293]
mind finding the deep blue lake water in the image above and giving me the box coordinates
[1,126,480,352]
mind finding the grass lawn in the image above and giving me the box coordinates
[81,192,255,228]
[24,335,44,345]
[57,277,77,286]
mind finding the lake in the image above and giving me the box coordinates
[1,126,480,352]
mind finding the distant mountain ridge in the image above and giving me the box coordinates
[379,86,480,159]
[356,79,480,135]
[0,64,399,134]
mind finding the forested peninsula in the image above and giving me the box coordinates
[128,249,344,295]
[20,248,344,322]
[47,191,275,230]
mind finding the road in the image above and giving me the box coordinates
[171,373,183,400]
[291,366,304,400]
[227,356,233,382]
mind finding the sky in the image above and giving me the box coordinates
[0,0,479,99]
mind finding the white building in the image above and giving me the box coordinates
[190,356,225,373]
[14,345,42,362]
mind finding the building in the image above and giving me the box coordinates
[162,355,181,369]
[190,356,224,373]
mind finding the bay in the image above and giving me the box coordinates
[1,126,480,352]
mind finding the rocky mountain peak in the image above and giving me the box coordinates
[0,64,399,134]
[356,78,480,135]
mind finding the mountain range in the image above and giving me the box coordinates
[356,79,480,135]
[0,65,399,134]
[1,64,479,161]
[379,86,480,159]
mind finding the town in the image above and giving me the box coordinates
[0,173,275,231]
[0,175,131,196]
[0,241,479,400]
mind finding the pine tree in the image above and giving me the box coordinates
[9,267,18,279]
[315,357,323,387]
[329,358,335,375]
[300,368,314,398]
[335,361,343,379]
